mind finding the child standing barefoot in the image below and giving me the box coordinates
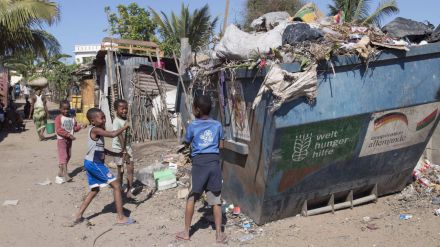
[176,95,227,243]
[71,108,135,226]
[55,100,83,184]
[112,99,135,199]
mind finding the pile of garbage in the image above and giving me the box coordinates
[191,3,440,111]
[135,146,191,192]
[412,159,440,196]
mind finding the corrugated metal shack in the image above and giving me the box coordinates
[92,38,179,141]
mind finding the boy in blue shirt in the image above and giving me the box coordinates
[176,95,227,243]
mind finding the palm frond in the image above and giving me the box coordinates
[353,0,370,21]
[362,0,399,26]
[0,0,59,30]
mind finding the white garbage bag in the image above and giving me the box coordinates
[216,23,289,60]
[250,11,291,31]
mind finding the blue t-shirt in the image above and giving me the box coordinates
[185,118,224,157]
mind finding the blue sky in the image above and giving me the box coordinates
[47,0,440,62]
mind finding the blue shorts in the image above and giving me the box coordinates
[84,160,117,189]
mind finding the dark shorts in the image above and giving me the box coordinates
[191,153,222,194]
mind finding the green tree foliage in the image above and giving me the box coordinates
[105,3,156,41]
[328,0,399,26]
[0,0,60,60]
[5,53,76,101]
[244,0,304,29]
[41,54,78,101]
[150,3,218,56]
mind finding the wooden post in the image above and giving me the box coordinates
[223,0,230,32]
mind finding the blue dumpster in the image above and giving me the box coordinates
[176,43,440,224]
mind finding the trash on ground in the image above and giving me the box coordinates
[154,169,177,191]
[434,209,440,216]
[399,214,413,220]
[432,197,440,205]
[366,223,379,230]
[3,200,19,206]
[233,206,241,215]
[239,234,254,242]
[36,179,52,186]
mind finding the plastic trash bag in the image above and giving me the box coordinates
[428,25,440,43]
[282,23,323,45]
[250,11,290,31]
[216,23,289,60]
[382,17,433,43]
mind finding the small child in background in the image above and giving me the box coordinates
[112,99,135,199]
[23,98,31,119]
[176,95,227,243]
[70,108,135,226]
[55,100,83,184]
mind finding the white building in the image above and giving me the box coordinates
[74,44,101,64]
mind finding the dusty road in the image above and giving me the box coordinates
[1,101,440,247]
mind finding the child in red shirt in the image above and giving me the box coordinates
[55,100,83,184]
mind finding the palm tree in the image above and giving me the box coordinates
[149,3,218,56]
[328,0,399,26]
[0,0,60,60]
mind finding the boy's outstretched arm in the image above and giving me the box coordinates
[92,123,129,139]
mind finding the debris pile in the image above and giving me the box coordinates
[188,3,440,111]
[392,159,440,209]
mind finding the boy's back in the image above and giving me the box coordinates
[185,118,223,157]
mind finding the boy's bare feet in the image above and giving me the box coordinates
[115,216,136,225]
[64,217,85,227]
[216,233,227,244]
[176,231,190,241]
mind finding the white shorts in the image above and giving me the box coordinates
[114,147,133,166]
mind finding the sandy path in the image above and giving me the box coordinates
[1,101,439,247]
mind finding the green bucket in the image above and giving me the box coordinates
[46,121,55,134]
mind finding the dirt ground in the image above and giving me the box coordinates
[1,101,440,247]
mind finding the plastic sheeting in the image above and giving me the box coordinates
[252,64,317,112]
[215,23,289,60]
[250,11,290,31]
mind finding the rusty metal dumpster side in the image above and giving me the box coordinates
[176,44,440,225]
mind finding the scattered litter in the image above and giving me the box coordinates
[434,209,440,216]
[399,214,413,220]
[154,169,177,191]
[3,200,19,206]
[239,234,254,242]
[233,206,241,215]
[432,197,440,205]
[362,216,371,223]
[36,179,52,186]
[242,222,251,230]
[136,161,167,188]
[366,223,379,230]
